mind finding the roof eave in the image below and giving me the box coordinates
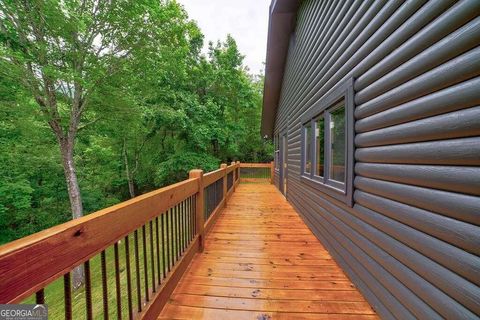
[261,0,300,139]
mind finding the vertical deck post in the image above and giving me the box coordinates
[231,161,236,191]
[236,161,240,186]
[221,164,227,207]
[270,161,274,184]
[189,169,205,252]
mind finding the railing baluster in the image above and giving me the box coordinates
[180,200,185,251]
[142,225,149,302]
[85,260,93,320]
[64,273,72,320]
[171,208,174,265]
[176,204,181,258]
[174,205,178,260]
[185,199,189,247]
[155,217,161,285]
[189,198,191,241]
[124,237,133,320]
[181,200,185,253]
[189,197,192,242]
[180,201,183,253]
[215,180,218,213]
[178,202,181,254]
[166,209,171,273]
[114,243,122,320]
[134,230,142,312]
[185,199,188,247]
[173,207,176,260]
[100,251,109,320]
[186,198,189,241]
[185,198,189,245]
[171,207,175,263]
[172,207,175,264]
[190,195,193,241]
[188,197,191,242]
[35,289,44,304]
[162,213,167,277]
[194,195,197,236]
[149,221,155,293]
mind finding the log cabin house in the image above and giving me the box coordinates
[262,0,480,319]
[0,1,479,319]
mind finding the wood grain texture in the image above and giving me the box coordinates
[141,236,200,320]
[158,184,377,319]
[0,178,199,303]
[239,163,272,168]
[226,163,237,173]
[203,168,224,187]
[269,0,480,317]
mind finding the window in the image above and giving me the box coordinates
[315,116,325,177]
[329,102,345,184]
[304,123,312,174]
[300,79,354,206]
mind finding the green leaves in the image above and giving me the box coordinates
[0,0,272,244]
[154,151,219,187]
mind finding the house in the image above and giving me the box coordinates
[262,0,480,319]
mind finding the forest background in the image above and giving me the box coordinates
[0,0,272,244]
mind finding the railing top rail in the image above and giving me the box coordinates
[226,162,238,173]
[203,168,224,187]
[240,163,272,168]
[0,177,199,303]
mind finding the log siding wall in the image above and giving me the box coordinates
[272,0,480,319]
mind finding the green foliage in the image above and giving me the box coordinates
[155,152,220,187]
[0,1,272,244]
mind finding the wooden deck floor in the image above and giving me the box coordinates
[159,184,378,319]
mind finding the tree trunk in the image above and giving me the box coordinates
[59,140,84,289]
[123,139,136,198]
[61,147,83,219]
[127,178,135,198]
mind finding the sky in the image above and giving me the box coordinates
[178,0,271,75]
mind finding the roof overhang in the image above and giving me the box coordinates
[261,0,300,139]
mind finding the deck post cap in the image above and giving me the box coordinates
[189,169,203,178]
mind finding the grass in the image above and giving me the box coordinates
[23,206,194,320]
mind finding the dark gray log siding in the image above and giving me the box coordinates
[271,0,480,319]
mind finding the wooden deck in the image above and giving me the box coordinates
[158,184,378,319]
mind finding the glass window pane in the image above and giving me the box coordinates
[305,123,312,174]
[315,117,324,177]
[330,104,346,183]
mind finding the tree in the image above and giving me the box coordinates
[0,1,272,265]
[0,0,199,288]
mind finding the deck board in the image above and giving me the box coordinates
[158,184,378,319]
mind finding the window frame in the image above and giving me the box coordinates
[303,122,312,175]
[313,114,325,179]
[300,78,354,206]
[274,134,280,172]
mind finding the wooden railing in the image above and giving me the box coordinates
[0,161,275,318]
[239,162,274,184]
[0,162,242,320]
